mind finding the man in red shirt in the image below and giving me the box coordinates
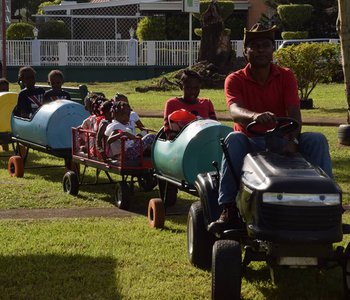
[209,23,333,232]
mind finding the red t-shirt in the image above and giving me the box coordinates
[163,97,217,135]
[225,63,300,135]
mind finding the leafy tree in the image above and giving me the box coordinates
[37,0,61,15]
[277,4,313,31]
[275,43,340,101]
[262,0,338,38]
[11,0,50,21]
[136,17,166,41]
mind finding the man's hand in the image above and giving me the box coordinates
[252,111,276,124]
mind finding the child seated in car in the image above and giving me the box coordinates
[113,93,155,137]
[105,101,155,161]
[43,70,71,102]
[95,100,114,161]
[79,95,105,155]
[163,69,217,140]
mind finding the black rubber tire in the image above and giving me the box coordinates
[343,243,350,299]
[8,156,24,177]
[158,179,177,207]
[62,171,79,196]
[148,198,165,229]
[338,124,350,146]
[212,240,242,300]
[114,181,130,209]
[138,174,157,192]
[187,201,215,270]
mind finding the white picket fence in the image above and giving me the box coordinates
[1,39,285,67]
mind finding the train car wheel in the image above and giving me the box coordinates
[148,198,165,229]
[62,171,79,196]
[8,156,24,177]
[114,182,130,209]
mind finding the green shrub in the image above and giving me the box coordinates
[136,17,166,41]
[38,20,71,39]
[6,22,35,40]
[281,31,308,40]
[277,4,313,31]
[37,0,61,15]
[193,1,235,21]
[275,43,341,101]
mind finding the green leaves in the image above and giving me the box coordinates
[275,43,341,101]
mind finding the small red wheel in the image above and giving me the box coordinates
[148,198,165,229]
[8,156,24,177]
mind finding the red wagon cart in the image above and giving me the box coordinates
[62,127,156,209]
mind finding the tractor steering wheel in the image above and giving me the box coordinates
[246,117,299,137]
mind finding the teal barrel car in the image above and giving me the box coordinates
[148,119,232,228]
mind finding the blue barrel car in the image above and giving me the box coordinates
[8,100,89,177]
[147,119,232,228]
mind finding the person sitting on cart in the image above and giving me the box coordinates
[113,93,155,137]
[0,77,9,92]
[14,66,46,119]
[43,70,71,102]
[96,100,114,161]
[105,101,155,161]
[79,95,105,155]
[163,69,217,140]
[208,23,333,233]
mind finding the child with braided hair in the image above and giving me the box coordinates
[105,101,155,160]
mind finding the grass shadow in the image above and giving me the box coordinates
[243,264,344,299]
[0,254,120,299]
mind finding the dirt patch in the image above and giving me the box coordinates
[0,207,137,220]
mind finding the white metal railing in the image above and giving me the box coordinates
[1,39,288,67]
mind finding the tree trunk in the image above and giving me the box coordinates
[198,1,233,74]
[337,0,350,123]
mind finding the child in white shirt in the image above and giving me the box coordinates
[105,101,155,160]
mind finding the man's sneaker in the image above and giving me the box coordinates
[208,202,243,233]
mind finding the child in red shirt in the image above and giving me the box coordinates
[163,69,217,139]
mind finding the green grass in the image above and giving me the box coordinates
[0,216,349,299]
